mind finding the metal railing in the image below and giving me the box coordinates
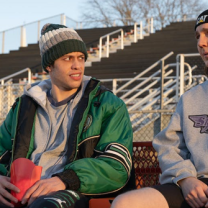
[99,29,124,58]
[176,53,201,100]
[0,68,32,85]
[0,53,206,134]
[101,52,204,114]
[100,61,201,98]
[98,19,154,59]
[122,52,203,135]
[115,52,174,95]
[0,12,196,56]
[0,14,154,59]
[0,14,75,54]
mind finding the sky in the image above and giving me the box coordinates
[0,0,88,32]
[0,0,207,53]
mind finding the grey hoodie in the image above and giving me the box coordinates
[24,75,91,179]
[153,80,208,185]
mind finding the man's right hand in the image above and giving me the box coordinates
[0,175,20,207]
[178,177,208,208]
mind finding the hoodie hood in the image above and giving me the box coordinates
[24,75,92,109]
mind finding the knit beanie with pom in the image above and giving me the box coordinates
[39,23,88,71]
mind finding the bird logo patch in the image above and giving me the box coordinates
[189,115,208,133]
[83,114,92,132]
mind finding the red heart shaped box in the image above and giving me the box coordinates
[10,158,42,207]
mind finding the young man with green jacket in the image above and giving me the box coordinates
[0,23,133,208]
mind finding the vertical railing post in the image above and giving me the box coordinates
[113,79,117,95]
[7,84,11,113]
[2,31,5,54]
[180,54,185,96]
[160,59,165,131]
[106,35,109,57]
[20,26,26,47]
[121,30,124,49]
[28,68,31,84]
[140,21,143,39]
[134,23,137,43]
[61,14,66,25]
[150,17,154,33]
[147,18,150,33]
[21,26,23,46]
[176,54,180,102]
[160,59,164,110]
[99,38,102,58]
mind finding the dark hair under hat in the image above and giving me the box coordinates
[39,23,88,72]
[195,9,208,30]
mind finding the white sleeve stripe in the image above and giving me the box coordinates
[106,150,131,171]
[111,144,129,156]
[111,144,131,163]
[105,143,131,159]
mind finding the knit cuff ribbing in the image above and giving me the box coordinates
[52,169,80,191]
[41,39,88,71]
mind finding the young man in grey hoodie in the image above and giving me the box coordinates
[0,24,133,208]
[111,9,208,208]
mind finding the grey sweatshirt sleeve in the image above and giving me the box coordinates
[153,97,197,185]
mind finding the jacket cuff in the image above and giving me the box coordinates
[52,169,80,191]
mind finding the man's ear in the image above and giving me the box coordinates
[46,66,51,72]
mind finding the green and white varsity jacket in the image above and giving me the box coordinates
[0,77,133,196]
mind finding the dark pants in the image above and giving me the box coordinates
[153,178,208,208]
[0,190,89,208]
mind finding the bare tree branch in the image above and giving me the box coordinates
[80,0,208,29]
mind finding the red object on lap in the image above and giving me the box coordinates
[89,198,113,208]
[10,158,42,207]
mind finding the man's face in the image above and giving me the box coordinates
[46,52,85,92]
[196,23,208,67]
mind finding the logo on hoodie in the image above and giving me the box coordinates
[83,114,92,132]
[189,115,208,133]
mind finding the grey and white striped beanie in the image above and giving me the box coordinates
[39,23,88,71]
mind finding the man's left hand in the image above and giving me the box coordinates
[21,176,66,205]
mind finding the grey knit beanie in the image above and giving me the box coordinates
[39,23,88,71]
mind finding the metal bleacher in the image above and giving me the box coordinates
[0,16,206,141]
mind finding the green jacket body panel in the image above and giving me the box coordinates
[0,78,133,195]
